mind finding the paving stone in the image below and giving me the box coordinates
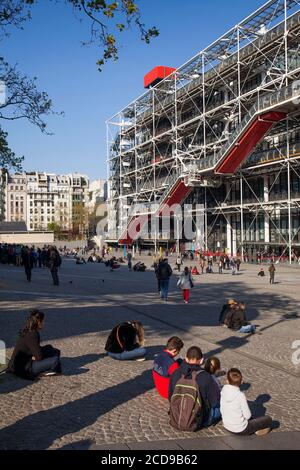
[1,259,300,449]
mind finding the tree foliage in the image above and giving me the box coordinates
[0,1,159,169]
[0,127,23,170]
[0,1,159,70]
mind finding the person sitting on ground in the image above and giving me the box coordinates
[204,357,222,425]
[225,302,256,334]
[221,368,272,436]
[191,266,200,275]
[168,346,219,429]
[7,310,62,380]
[104,320,146,360]
[219,299,238,325]
[152,336,184,399]
[258,268,265,277]
[133,262,146,272]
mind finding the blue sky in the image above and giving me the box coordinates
[1,0,264,179]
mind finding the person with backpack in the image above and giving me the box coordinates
[168,346,219,431]
[221,368,272,436]
[49,246,61,286]
[157,258,172,302]
[152,336,184,399]
[177,267,194,304]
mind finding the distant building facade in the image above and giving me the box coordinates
[87,179,108,237]
[5,172,89,235]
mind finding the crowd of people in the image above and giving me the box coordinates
[0,243,62,286]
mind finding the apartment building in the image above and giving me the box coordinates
[5,172,89,234]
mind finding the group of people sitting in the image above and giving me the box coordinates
[219,299,256,334]
[6,308,269,438]
[103,324,272,436]
[152,336,272,436]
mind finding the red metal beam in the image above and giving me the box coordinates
[215,111,286,174]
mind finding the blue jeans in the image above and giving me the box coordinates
[107,347,146,361]
[160,279,170,300]
[31,345,61,377]
[31,355,60,377]
[239,325,256,333]
[204,406,221,427]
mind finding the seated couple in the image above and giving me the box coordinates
[105,320,146,361]
[219,299,256,334]
[7,310,62,380]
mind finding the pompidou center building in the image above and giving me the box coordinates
[107,0,300,261]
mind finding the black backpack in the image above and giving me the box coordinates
[169,370,204,431]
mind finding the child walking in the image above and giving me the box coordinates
[177,267,194,304]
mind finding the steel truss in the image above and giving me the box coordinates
[107,0,300,261]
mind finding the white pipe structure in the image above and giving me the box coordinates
[107,0,300,262]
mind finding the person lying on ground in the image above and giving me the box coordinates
[152,336,184,399]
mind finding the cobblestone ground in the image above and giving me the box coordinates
[0,256,300,450]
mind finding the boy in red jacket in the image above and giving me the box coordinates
[152,336,184,399]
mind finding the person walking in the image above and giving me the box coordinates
[200,257,205,274]
[22,246,34,282]
[236,258,241,272]
[37,248,42,268]
[268,263,276,284]
[15,245,22,267]
[157,258,172,302]
[154,258,162,295]
[177,266,194,304]
[218,259,223,274]
[230,258,236,275]
[127,252,133,271]
[49,246,61,286]
[176,255,182,272]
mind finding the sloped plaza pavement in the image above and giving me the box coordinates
[0,256,300,450]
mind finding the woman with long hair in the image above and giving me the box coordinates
[177,266,194,304]
[7,310,62,380]
[105,320,146,360]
